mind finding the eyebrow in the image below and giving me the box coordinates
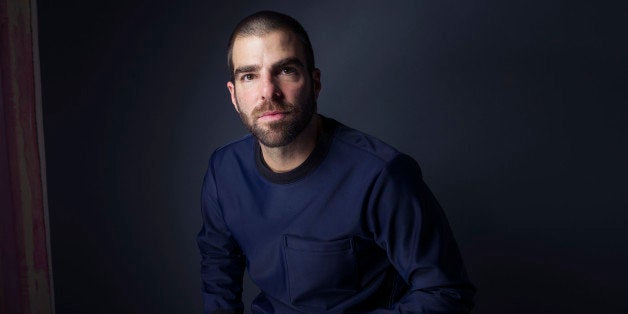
[273,57,305,70]
[233,57,305,76]
[234,65,260,77]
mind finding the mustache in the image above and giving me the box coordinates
[252,101,298,117]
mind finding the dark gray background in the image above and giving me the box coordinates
[38,1,627,313]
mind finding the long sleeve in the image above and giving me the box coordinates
[197,158,246,314]
[367,154,475,313]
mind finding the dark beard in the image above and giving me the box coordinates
[239,92,316,148]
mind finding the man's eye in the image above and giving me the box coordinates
[241,74,254,81]
[281,67,296,75]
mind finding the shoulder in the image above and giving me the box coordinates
[327,117,403,164]
[325,117,422,178]
[207,134,255,171]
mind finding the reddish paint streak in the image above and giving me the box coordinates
[0,1,27,312]
[0,0,52,312]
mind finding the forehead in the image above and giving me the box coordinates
[231,30,305,68]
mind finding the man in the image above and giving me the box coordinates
[197,10,475,314]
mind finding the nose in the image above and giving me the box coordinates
[260,75,282,100]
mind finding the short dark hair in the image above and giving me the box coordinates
[227,11,315,81]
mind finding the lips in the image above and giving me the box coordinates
[259,111,285,118]
[257,111,291,122]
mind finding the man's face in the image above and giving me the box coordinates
[227,30,321,148]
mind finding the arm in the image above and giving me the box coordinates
[197,158,245,314]
[367,154,475,313]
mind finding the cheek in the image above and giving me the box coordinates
[235,86,256,109]
[284,83,310,101]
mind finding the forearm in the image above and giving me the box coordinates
[390,285,475,313]
[368,155,475,313]
[198,158,247,314]
[200,250,245,313]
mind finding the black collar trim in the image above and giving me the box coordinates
[255,116,337,184]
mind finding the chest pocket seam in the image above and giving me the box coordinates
[282,234,359,311]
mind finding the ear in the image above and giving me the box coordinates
[227,81,239,112]
[312,68,321,99]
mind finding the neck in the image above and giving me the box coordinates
[259,114,321,173]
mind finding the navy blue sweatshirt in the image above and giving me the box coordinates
[197,116,474,313]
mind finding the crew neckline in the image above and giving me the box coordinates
[255,115,337,184]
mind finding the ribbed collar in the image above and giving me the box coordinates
[255,115,337,184]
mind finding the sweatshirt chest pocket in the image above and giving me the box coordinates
[283,234,359,310]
